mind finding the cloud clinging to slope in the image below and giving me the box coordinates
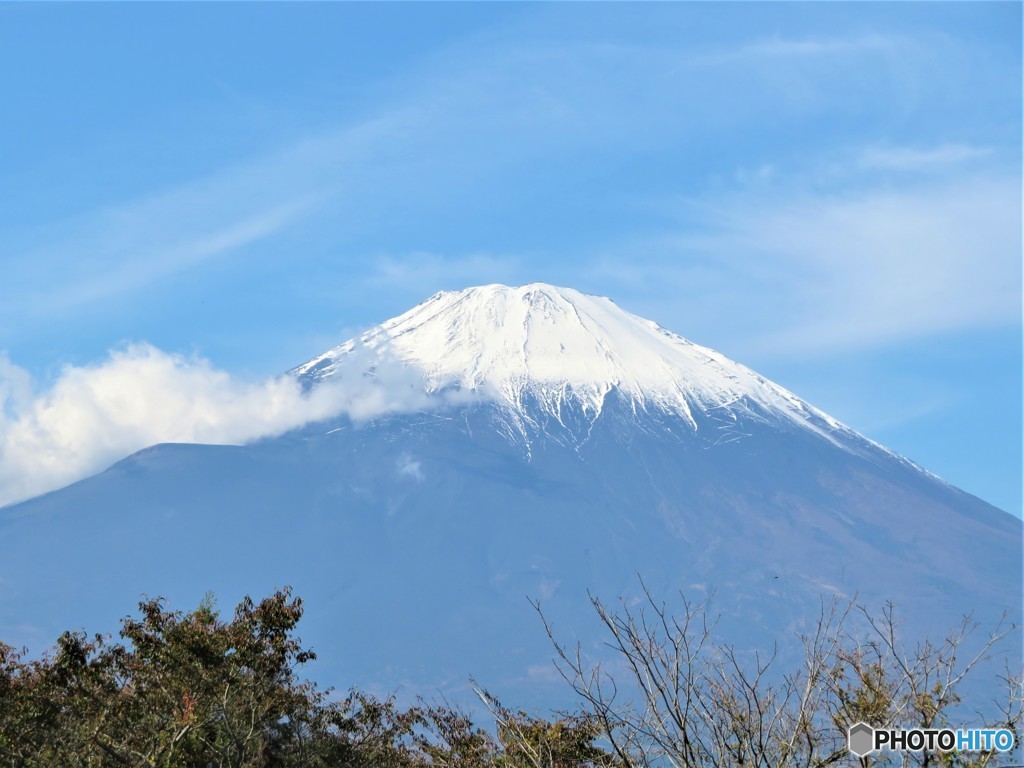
[0,344,451,508]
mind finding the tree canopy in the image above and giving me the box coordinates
[0,587,1019,768]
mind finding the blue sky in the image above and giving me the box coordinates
[0,3,1020,513]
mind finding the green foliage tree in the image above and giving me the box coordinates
[0,589,613,768]
[0,589,359,766]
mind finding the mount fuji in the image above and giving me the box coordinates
[0,284,1019,704]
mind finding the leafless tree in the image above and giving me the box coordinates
[827,604,1021,768]
[535,581,1021,768]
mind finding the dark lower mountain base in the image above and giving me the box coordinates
[0,400,1018,709]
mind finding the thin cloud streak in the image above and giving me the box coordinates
[858,143,993,172]
[695,33,901,65]
[14,200,314,318]
[0,108,422,324]
[363,252,527,292]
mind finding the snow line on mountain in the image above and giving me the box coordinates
[295,283,920,466]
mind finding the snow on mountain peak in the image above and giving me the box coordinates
[294,283,855,444]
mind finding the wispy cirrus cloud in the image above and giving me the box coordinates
[3,15,1014,376]
[362,251,527,292]
[696,33,901,65]
[721,176,1019,354]
[0,106,425,325]
[592,171,1020,359]
[9,200,313,318]
[858,143,993,172]
[2,26,964,324]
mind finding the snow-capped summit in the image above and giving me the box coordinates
[294,283,847,443]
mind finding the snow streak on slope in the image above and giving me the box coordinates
[295,284,883,455]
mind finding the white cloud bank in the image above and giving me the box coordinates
[0,344,449,508]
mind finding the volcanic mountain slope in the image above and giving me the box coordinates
[296,284,876,450]
[0,284,1019,705]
